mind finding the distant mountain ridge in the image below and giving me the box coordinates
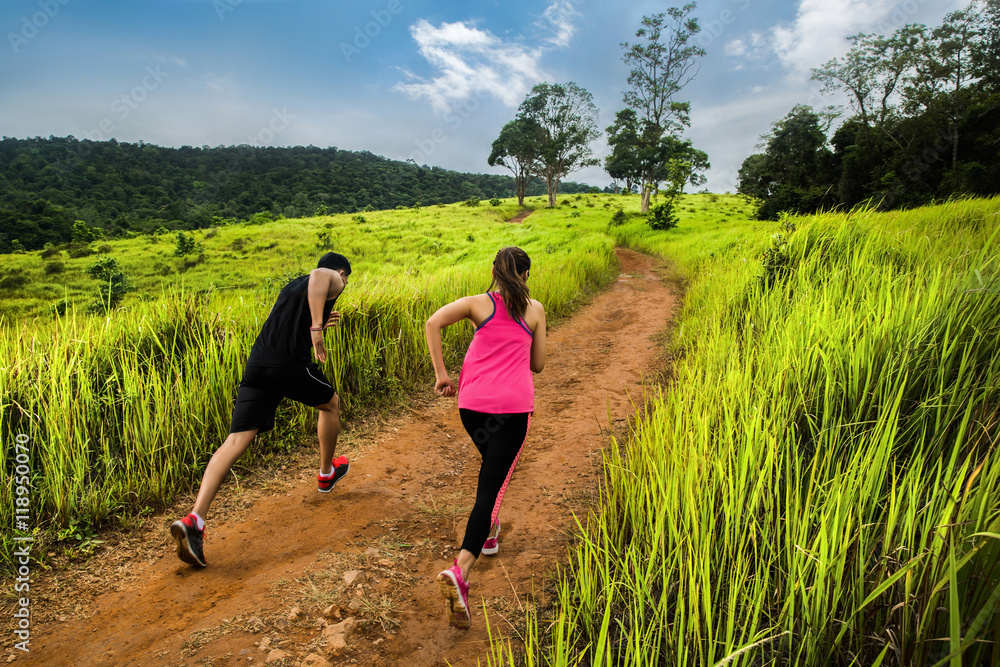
[0,136,596,251]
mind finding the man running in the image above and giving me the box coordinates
[171,252,353,567]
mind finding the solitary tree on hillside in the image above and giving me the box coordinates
[620,5,706,212]
[516,82,600,208]
[488,118,543,207]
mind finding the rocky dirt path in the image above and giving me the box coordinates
[13,248,676,667]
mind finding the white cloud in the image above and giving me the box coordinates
[770,0,966,78]
[541,1,579,48]
[395,2,578,115]
[724,39,746,58]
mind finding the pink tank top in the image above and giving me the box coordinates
[458,292,534,414]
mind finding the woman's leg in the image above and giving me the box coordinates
[456,410,530,579]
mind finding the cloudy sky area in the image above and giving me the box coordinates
[0,0,968,192]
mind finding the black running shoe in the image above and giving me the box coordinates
[318,455,350,493]
[170,514,207,567]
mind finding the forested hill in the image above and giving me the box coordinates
[0,136,596,251]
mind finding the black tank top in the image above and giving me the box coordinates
[246,275,335,367]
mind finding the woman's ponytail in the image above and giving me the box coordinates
[488,247,531,322]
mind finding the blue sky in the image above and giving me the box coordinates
[0,0,967,192]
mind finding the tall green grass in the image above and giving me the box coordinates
[0,199,621,562]
[489,198,1000,665]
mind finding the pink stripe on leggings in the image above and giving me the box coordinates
[490,414,530,526]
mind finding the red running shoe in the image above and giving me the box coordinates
[170,513,207,567]
[318,455,350,493]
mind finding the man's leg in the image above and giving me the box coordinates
[317,393,340,475]
[192,428,258,518]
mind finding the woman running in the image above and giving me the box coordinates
[424,246,547,629]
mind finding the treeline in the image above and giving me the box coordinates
[0,136,596,251]
[738,1,1000,219]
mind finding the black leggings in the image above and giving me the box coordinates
[458,409,531,557]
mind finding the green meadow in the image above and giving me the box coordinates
[3,193,999,665]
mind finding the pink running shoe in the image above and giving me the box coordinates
[436,560,471,629]
[481,522,500,556]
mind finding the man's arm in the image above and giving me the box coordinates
[308,269,346,363]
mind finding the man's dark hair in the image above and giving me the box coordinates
[317,252,351,275]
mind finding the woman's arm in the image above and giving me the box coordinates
[529,300,546,373]
[425,297,476,396]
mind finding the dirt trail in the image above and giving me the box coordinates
[17,248,676,667]
[506,209,533,224]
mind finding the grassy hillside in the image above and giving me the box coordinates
[488,197,1000,666]
[5,193,747,560]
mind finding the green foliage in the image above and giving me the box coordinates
[489,197,502,206]
[0,269,28,290]
[744,6,1000,218]
[72,220,97,244]
[515,81,601,206]
[40,242,60,259]
[174,231,200,257]
[10,239,25,254]
[86,255,133,311]
[462,196,481,207]
[647,199,678,230]
[66,243,95,258]
[0,137,597,250]
[44,260,65,275]
[316,229,333,249]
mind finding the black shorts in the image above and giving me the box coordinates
[229,363,336,434]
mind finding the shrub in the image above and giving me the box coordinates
[246,212,277,225]
[52,298,71,316]
[648,201,678,231]
[315,203,329,216]
[67,243,95,258]
[364,204,375,212]
[10,240,25,254]
[462,197,481,207]
[560,199,570,206]
[489,197,502,207]
[0,270,28,290]
[153,226,170,236]
[609,208,628,227]
[96,243,113,254]
[174,232,200,257]
[352,214,366,223]
[72,220,97,244]
[229,237,250,252]
[86,256,133,311]
[40,243,61,259]
[44,261,65,275]
[570,211,581,218]
[317,229,333,249]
